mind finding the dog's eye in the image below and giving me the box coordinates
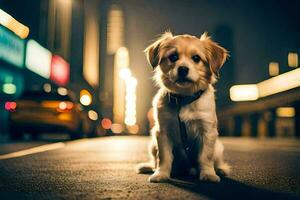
[192,55,201,63]
[168,53,179,63]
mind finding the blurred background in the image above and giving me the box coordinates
[0,0,299,141]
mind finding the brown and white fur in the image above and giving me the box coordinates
[136,32,230,183]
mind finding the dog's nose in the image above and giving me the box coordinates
[178,66,189,77]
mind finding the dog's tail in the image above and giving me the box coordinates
[135,162,155,174]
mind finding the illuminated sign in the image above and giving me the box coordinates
[0,9,29,39]
[230,84,259,102]
[25,39,52,78]
[0,25,25,68]
[50,55,70,85]
[258,68,300,97]
[230,68,300,101]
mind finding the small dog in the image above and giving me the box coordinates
[136,32,230,183]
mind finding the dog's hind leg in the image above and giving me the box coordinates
[214,139,230,176]
[135,131,158,174]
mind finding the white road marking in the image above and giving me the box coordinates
[0,142,66,160]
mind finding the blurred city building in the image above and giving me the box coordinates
[0,0,299,138]
[0,0,99,139]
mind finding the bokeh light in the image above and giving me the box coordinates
[5,101,17,112]
[88,110,98,121]
[127,124,139,134]
[43,83,51,93]
[80,89,92,106]
[124,76,137,126]
[288,53,298,68]
[276,107,295,118]
[57,87,67,96]
[101,118,112,130]
[58,102,67,110]
[119,68,131,80]
[2,83,16,94]
[269,62,279,76]
[111,123,123,134]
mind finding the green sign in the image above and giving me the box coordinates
[0,25,25,68]
[0,67,24,98]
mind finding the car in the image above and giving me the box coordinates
[8,90,91,140]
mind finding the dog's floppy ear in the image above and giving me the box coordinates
[200,32,228,75]
[144,32,173,69]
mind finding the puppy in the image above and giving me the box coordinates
[136,32,230,183]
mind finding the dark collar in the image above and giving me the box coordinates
[168,90,204,107]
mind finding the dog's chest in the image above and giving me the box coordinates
[177,104,200,142]
[178,95,216,140]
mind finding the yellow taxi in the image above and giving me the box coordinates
[7,90,91,140]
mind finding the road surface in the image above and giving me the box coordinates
[0,136,300,199]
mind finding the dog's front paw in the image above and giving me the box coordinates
[216,162,231,177]
[148,171,169,183]
[200,172,220,183]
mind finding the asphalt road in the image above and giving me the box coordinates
[0,136,300,199]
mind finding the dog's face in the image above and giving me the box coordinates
[145,32,228,95]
